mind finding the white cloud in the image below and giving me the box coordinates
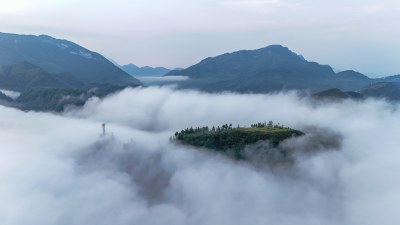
[1,87,400,224]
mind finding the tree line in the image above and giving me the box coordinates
[174,123,234,138]
[174,121,291,139]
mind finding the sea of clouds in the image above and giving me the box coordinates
[1,86,399,225]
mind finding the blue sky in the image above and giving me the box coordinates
[0,0,399,76]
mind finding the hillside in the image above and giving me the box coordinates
[0,61,83,92]
[311,88,363,101]
[0,33,143,111]
[0,61,141,111]
[13,83,135,112]
[173,123,303,160]
[167,45,374,93]
[330,70,372,91]
[379,74,400,83]
[312,88,352,100]
[0,32,141,86]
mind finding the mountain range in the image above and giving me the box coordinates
[0,32,400,111]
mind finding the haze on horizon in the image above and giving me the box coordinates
[0,0,399,76]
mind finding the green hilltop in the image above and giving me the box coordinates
[173,122,304,159]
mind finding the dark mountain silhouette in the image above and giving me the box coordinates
[311,88,364,101]
[330,70,372,91]
[120,64,171,76]
[358,82,400,100]
[166,68,184,75]
[167,45,375,92]
[0,32,141,86]
[313,83,400,102]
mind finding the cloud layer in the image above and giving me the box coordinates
[1,86,400,224]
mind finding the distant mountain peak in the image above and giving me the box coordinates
[123,63,140,69]
[38,34,53,39]
[256,44,306,60]
[336,70,370,80]
[120,64,171,76]
[260,44,288,51]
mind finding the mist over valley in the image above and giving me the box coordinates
[1,0,400,223]
[1,86,400,224]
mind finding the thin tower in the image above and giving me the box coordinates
[102,123,106,136]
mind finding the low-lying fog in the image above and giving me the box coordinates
[136,75,188,86]
[0,89,20,99]
[1,86,399,225]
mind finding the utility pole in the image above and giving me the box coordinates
[102,123,106,136]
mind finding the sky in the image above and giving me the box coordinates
[0,0,399,76]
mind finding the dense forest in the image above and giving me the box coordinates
[173,122,304,159]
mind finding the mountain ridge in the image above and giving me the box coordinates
[0,32,141,86]
[167,44,375,92]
